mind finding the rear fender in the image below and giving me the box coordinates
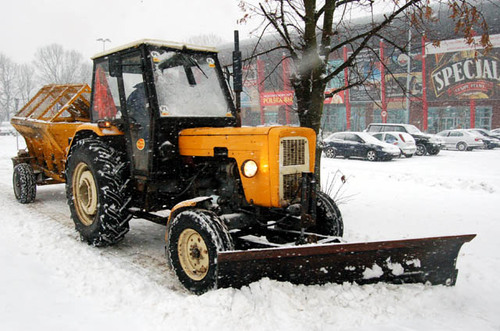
[66,124,124,157]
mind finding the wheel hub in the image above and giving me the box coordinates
[178,229,209,281]
[73,162,98,226]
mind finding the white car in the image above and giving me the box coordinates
[436,129,484,151]
[370,132,417,157]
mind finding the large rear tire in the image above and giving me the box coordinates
[13,163,36,204]
[66,138,131,247]
[167,209,233,294]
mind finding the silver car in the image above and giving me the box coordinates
[436,129,484,151]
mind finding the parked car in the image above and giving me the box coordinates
[322,132,401,161]
[0,122,16,136]
[365,123,444,156]
[491,128,500,136]
[436,129,484,151]
[370,131,417,157]
[467,129,500,149]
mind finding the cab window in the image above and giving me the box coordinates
[91,59,121,120]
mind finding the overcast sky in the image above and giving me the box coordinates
[1,0,254,63]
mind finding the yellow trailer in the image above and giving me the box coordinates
[11,84,91,185]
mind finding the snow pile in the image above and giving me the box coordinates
[1,134,499,330]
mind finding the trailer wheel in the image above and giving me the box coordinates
[312,191,344,237]
[167,209,233,294]
[66,138,131,247]
[13,163,36,204]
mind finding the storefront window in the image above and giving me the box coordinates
[321,106,347,133]
[475,107,492,129]
[428,107,470,133]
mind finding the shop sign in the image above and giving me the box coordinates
[431,56,499,99]
[260,91,294,106]
[426,34,500,100]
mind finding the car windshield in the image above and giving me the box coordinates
[358,132,382,144]
[151,49,231,117]
[325,133,341,141]
[468,130,484,137]
[404,125,423,134]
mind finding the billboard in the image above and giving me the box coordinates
[325,59,345,104]
[385,48,423,99]
[348,49,381,102]
[425,34,500,101]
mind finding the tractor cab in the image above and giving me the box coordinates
[89,40,237,207]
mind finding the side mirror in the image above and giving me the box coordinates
[109,55,122,77]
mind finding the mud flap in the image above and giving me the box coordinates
[216,234,476,289]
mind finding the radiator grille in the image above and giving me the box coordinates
[281,139,306,166]
[282,173,302,201]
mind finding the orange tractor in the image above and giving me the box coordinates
[11,39,474,294]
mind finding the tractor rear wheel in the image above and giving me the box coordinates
[13,163,36,204]
[66,138,131,247]
[167,209,234,294]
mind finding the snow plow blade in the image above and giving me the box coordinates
[216,234,475,289]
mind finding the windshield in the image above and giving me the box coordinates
[359,132,383,144]
[151,49,232,117]
[405,125,423,134]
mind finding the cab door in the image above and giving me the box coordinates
[119,51,152,178]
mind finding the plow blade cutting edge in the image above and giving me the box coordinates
[216,234,476,289]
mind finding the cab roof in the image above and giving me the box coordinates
[91,39,218,60]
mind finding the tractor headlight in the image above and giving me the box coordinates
[241,160,258,178]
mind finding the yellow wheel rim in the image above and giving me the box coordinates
[178,229,209,281]
[72,162,98,226]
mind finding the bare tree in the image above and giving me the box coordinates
[186,33,227,47]
[239,0,491,174]
[0,53,18,121]
[34,44,92,84]
[16,63,39,107]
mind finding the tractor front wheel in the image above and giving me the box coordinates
[66,138,131,247]
[311,191,344,237]
[167,209,234,294]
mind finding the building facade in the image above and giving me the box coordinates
[235,33,500,133]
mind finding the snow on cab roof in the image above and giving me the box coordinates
[91,39,218,59]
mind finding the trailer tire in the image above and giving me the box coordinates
[167,209,233,294]
[312,191,344,237]
[13,163,36,204]
[66,138,131,247]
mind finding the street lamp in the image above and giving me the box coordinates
[96,38,111,51]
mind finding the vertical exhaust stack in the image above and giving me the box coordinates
[233,30,243,127]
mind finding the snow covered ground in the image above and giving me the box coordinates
[0,133,499,331]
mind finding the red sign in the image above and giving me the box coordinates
[260,91,294,106]
[447,81,494,98]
